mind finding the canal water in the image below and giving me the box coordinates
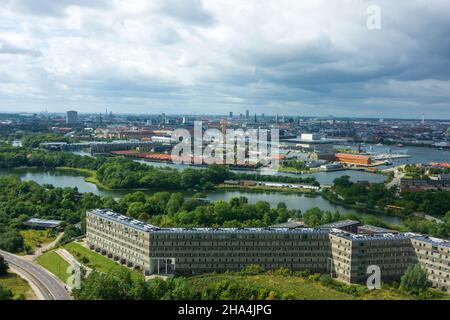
[0,168,402,225]
[135,143,450,183]
[134,160,388,184]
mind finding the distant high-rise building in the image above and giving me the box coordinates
[66,110,78,125]
[246,110,249,119]
[275,114,279,123]
[254,113,257,123]
[229,111,233,118]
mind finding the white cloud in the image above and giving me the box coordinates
[0,0,449,118]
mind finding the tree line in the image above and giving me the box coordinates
[0,147,318,190]
[0,174,329,252]
[72,268,289,300]
[329,175,450,238]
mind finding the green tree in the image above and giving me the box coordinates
[0,254,8,276]
[0,229,24,253]
[400,264,431,295]
[0,285,13,300]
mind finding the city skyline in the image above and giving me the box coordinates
[0,1,449,118]
[1,0,449,306]
[1,109,449,122]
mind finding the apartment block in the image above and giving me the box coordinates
[86,210,152,271]
[86,209,450,291]
[330,233,414,284]
[411,237,450,290]
[148,228,331,275]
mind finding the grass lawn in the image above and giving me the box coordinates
[187,274,423,300]
[188,274,355,300]
[63,241,143,280]
[36,251,71,283]
[20,229,57,253]
[0,273,36,300]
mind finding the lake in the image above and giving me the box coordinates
[0,168,402,225]
[134,160,388,184]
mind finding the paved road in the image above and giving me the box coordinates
[0,249,71,300]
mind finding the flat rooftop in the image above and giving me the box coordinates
[413,236,450,248]
[24,218,62,227]
[88,210,449,243]
[358,225,392,233]
[89,209,158,232]
[89,209,330,234]
[335,231,411,242]
[269,221,306,228]
[319,220,360,229]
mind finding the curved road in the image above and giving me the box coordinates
[0,249,71,300]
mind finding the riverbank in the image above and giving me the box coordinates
[278,167,314,174]
[217,184,318,195]
[54,167,111,190]
[320,190,404,229]
[0,166,404,225]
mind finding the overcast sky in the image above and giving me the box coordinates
[0,0,449,118]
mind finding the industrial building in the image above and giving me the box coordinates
[24,218,62,229]
[86,209,450,290]
[400,175,450,192]
[334,153,372,165]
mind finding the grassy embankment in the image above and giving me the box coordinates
[277,166,323,174]
[0,273,36,300]
[217,184,318,195]
[63,241,143,280]
[187,273,449,300]
[35,251,71,283]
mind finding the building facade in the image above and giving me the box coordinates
[329,233,414,284]
[411,237,450,290]
[334,153,372,165]
[86,209,450,291]
[66,110,78,125]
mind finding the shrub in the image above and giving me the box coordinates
[0,255,8,276]
[400,264,431,295]
[240,264,265,276]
